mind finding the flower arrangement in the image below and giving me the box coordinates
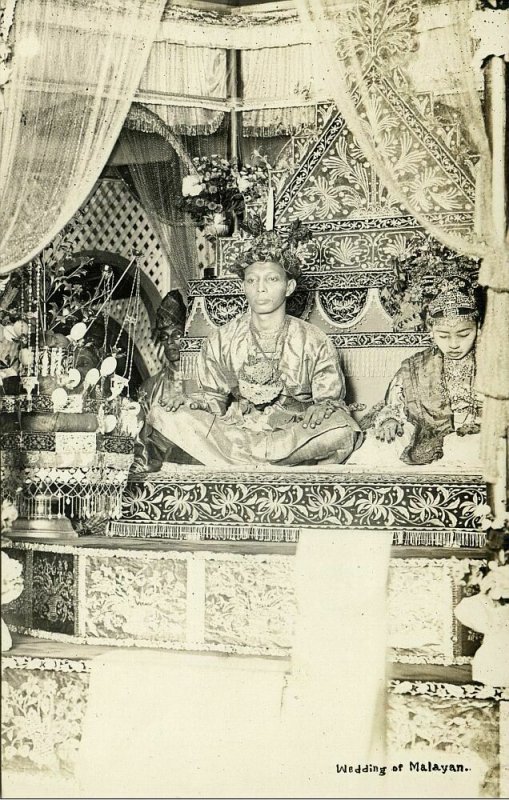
[380,235,480,331]
[1,499,23,651]
[176,155,269,229]
[460,513,509,604]
[455,512,509,686]
[0,216,139,399]
[0,498,18,534]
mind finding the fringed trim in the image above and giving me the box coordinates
[1,655,90,674]
[108,521,300,543]
[129,102,225,138]
[392,530,486,548]
[340,347,425,378]
[393,653,471,666]
[169,121,225,137]
[180,352,199,380]
[108,523,483,548]
[242,121,316,137]
[125,104,195,170]
[389,679,508,700]
[8,626,289,658]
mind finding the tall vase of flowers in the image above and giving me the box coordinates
[0,222,141,539]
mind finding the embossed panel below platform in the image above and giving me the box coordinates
[83,553,187,644]
[204,556,295,651]
[387,688,500,798]
[3,542,485,665]
[1,667,89,777]
[388,560,455,663]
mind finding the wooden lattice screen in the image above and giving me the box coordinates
[74,178,169,297]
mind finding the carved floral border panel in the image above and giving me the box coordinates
[180,331,432,354]
[119,473,486,532]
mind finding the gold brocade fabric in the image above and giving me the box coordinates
[148,313,360,466]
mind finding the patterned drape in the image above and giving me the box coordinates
[296,0,509,482]
[136,41,227,136]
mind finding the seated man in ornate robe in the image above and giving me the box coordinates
[367,277,482,465]
[147,224,361,467]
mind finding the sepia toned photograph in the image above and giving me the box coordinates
[0,0,508,797]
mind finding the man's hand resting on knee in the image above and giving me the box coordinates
[301,402,334,430]
[159,391,209,412]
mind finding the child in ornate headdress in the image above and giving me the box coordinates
[147,219,361,467]
[371,275,482,465]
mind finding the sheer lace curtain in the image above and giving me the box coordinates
[117,125,199,296]
[242,45,325,136]
[296,0,509,481]
[0,0,166,275]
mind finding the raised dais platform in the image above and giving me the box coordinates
[111,463,487,546]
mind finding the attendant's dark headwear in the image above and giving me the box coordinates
[152,290,186,341]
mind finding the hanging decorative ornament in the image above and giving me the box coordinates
[68,322,87,342]
[83,368,100,392]
[64,368,82,389]
[210,212,230,238]
[20,376,38,411]
[19,347,33,368]
[109,374,129,399]
[51,387,68,412]
[2,248,143,540]
[100,356,117,377]
[103,414,117,434]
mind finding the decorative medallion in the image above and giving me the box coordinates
[318,289,369,325]
[205,296,248,327]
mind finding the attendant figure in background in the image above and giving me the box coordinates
[371,277,482,464]
[135,290,188,471]
[147,220,361,467]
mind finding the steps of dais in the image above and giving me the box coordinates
[2,635,506,798]
[3,536,485,666]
